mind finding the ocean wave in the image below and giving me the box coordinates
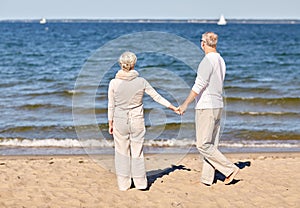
[0,138,299,149]
[24,90,85,97]
[0,122,192,136]
[19,104,107,114]
[20,103,68,110]
[0,124,106,134]
[226,97,300,105]
[233,111,299,117]
[0,138,113,148]
[224,86,276,93]
[224,130,300,141]
[219,141,300,149]
[274,52,300,57]
[145,122,194,130]
[1,123,299,142]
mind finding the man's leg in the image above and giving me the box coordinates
[201,158,215,185]
[196,109,237,181]
[196,109,216,185]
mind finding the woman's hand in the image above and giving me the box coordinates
[108,120,113,134]
[169,105,181,115]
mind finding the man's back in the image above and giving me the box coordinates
[193,52,226,109]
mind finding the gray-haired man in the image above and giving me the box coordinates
[179,32,239,186]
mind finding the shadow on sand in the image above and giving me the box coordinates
[214,161,251,185]
[145,165,191,190]
[136,161,251,190]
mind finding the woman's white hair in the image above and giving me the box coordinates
[119,51,137,71]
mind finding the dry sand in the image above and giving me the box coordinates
[0,152,299,208]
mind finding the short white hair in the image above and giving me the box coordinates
[119,51,137,71]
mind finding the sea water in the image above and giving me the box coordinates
[0,20,299,155]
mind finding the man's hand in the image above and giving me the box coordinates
[108,120,113,134]
[169,105,181,115]
[178,104,187,115]
[178,90,198,115]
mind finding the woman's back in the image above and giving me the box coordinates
[108,70,172,120]
[111,76,145,110]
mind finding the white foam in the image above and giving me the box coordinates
[0,138,114,148]
[220,139,300,148]
[241,111,285,115]
[0,138,299,149]
[145,138,194,147]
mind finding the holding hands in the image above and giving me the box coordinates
[110,104,185,135]
[169,105,181,115]
[169,104,187,115]
[174,90,198,115]
[178,104,187,115]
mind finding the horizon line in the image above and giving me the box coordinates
[1,18,300,25]
[0,17,300,21]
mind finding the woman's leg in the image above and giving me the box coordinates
[129,118,147,189]
[113,118,131,191]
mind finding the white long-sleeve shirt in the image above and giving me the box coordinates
[192,52,226,109]
[108,70,171,121]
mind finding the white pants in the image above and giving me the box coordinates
[113,117,147,190]
[195,109,236,185]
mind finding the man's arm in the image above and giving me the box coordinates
[179,90,198,115]
[179,57,212,115]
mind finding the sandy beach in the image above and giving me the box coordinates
[0,152,299,208]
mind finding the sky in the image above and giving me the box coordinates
[0,0,300,20]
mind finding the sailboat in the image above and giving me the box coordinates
[217,15,227,25]
[39,18,47,24]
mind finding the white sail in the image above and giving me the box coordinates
[40,18,47,24]
[217,15,227,25]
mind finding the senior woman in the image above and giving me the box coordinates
[108,51,179,191]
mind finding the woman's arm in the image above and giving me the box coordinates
[108,80,115,134]
[144,79,179,114]
[108,120,113,135]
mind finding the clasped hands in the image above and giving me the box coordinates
[169,104,187,115]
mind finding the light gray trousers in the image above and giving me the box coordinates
[195,109,236,185]
[113,117,147,190]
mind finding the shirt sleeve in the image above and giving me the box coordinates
[107,80,115,121]
[192,57,213,94]
[144,79,171,108]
